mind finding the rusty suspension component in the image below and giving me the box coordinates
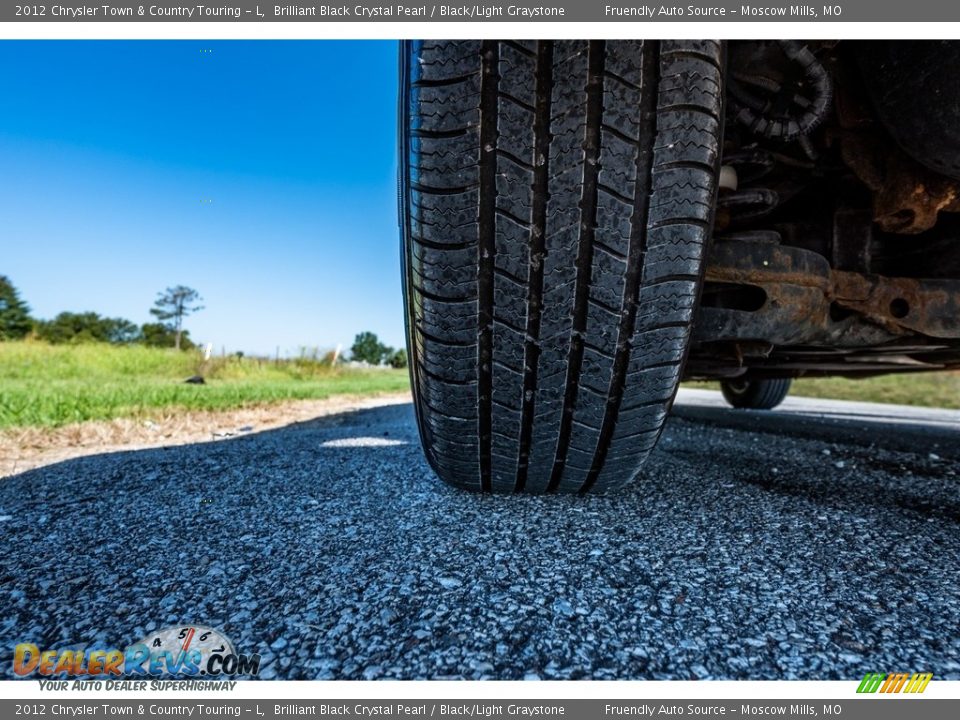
[697,240,960,348]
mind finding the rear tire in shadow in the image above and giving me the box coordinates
[720,377,792,410]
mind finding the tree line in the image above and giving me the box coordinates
[0,275,203,350]
[1,275,409,368]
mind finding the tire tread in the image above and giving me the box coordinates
[402,40,723,493]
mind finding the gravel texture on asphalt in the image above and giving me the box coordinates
[1,392,958,680]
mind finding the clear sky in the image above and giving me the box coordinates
[0,40,404,356]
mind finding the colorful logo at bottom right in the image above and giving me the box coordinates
[857,673,933,694]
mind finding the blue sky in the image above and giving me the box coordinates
[0,40,404,356]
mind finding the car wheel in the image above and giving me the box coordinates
[720,377,793,410]
[400,40,724,492]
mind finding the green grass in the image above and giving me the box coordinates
[3,342,956,430]
[688,372,960,410]
[0,342,410,429]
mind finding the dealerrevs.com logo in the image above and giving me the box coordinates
[13,625,260,678]
[857,672,933,694]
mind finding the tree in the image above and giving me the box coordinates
[35,311,142,344]
[388,348,408,369]
[0,275,32,340]
[35,312,101,343]
[150,285,203,351]
[141,322,194,350]
[102,317,141,344]
[351,331,390,365]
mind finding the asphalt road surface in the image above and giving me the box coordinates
[1,390,958,680]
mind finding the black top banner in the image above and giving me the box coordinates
[0,1,951,22]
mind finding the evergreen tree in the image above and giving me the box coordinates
[0,275,33,340]
[150,285,204,350]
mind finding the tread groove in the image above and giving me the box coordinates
[414,324,476,348]
[495,206,532,229]
[581,41,660,493]
[411,181,478,196]
[504,40,536,58]
[410,127,471,140]
[603,68,642,92]
[648,217,711,230]
[499,90,536,113]
[655,159,717,173]
[477,40,500,494]
[413,73,478,88]
[492,264,528,288]
[409,236,477,252]
[597,182,635,206]
[599,122,643,147]
[419,364,479,387]
[660,47,723,73]
[493,314,528,337]
[496,148,535,171]
[514,40,553,493]
[594,239,629,262]
[411,282,474,304]
[547,40,606,493]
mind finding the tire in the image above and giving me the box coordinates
[400,40,724,493]
[720,377,792,410]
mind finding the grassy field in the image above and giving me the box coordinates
[0,342,410,429]
[1,342,957,430]
[689,372,960,409]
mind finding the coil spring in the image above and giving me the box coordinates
[728,40,833,144]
